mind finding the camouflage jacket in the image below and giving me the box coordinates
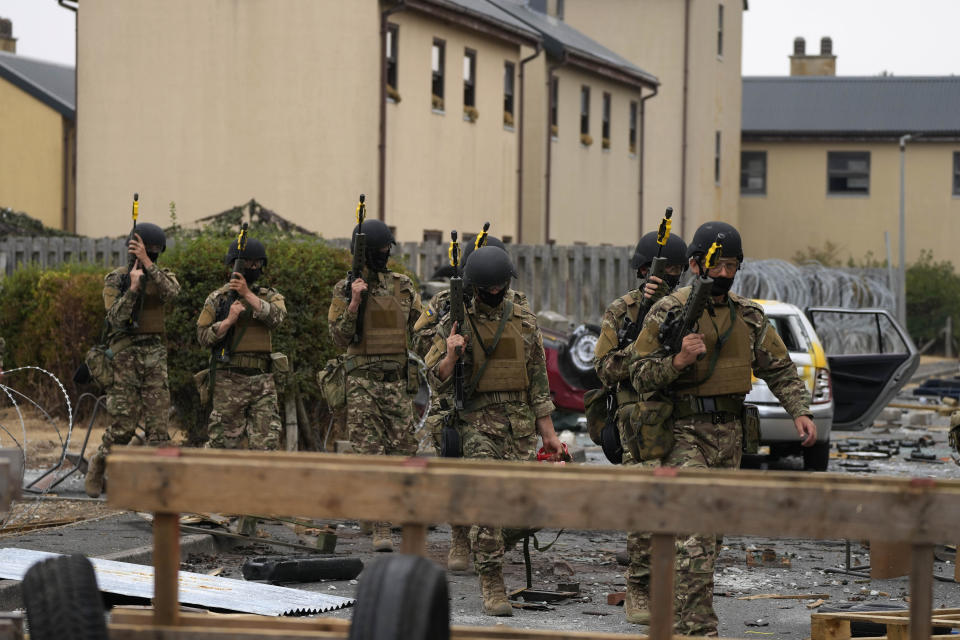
[594,288,647,390]
[103,264,181,343]
[424,295,555,419]
[196,283,286,349]
[327,270,422,356]
[627,289,812,419]
[412,287,529,360]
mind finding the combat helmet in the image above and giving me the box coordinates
[686,221,743,263]
[224,237,268,269]
[130,223,167,254]
[631,232,687,271]
[351,219,396,253]
[464,246,517,290]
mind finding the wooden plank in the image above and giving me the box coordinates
[586,247,600,324]
[810,615,852,640]
[284,394,298,452]
[106,451,960,544]
[111,610,350,630]
[110,624,345,639]
[572,245,584,323]
[910,543,934,640]
[153,513,181,626]
[649,533,675,640]
[870,540,911,579]
[400,523,427,555]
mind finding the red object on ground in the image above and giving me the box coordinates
[544,343,586,412]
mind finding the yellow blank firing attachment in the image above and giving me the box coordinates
[236,225,248,252]
[704,238,723,270]
[356,195,366,226]
[131,193,139,222]
[448,236,460,267]
[656,218,672,246]
[475,221,491,249]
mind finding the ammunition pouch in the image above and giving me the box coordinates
[583,388,607,446]
[79,345,115,389]
[741,403,760,454]
[270,352,290,388]
[317,356,348,411]
[194,368,211,407]
[626,396,675,462]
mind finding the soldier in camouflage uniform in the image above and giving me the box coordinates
[197,237,286,451]
[328,219,423,553]
[413,235,527,572]
[425,246,562,617]
[949,410,960,454]
[626,221,817,634]
[85,223,180,498]
[594,232,687,467]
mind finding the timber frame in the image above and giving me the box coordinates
[105,449,960,640]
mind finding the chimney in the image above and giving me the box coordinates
[0,18,15,54]
[790,35,836,76]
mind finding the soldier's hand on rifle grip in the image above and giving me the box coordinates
[228,272,252,298]
[643,275,663,300]
[127,232,152,268]
[128,260,144,293]
[673,332,706,369]
[348,278,367,313]
[445,322,466,360]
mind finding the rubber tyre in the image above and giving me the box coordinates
[348,555,449,640]
[22,554,108,640]
[802,439,830,471]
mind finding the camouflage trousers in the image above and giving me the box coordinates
[346,374,417,456]
[626,415,742,635]
[205,370,281,450]
[99,342,171,456]
[460,402,538,575]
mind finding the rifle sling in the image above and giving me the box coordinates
[464,299,514,400]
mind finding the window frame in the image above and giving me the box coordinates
[601,92,611,149]
[550,76,559,137]
[580,85,590,136]
[386,23,399,93]
[740,150,767,196]
[431,38,445,110]
[717,4,724,58]
[628,100,638,155]
[953,151,960,196]
[827,151,871,196]
[503,61,516,125]
[463,48,477,109]
[714,130,721,185]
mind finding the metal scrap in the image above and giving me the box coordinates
[0,548,354,616]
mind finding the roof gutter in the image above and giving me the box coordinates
[638,84,659,234]
[516,43,542,244]
[378,1,408,222]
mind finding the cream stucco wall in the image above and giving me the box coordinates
[384,12,522,242]
[0,77,65,229]
[739,141,960,266]
[563,0,743,240]
[76,0,381,238]
[545,66,643,246]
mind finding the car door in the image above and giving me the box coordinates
[805,308,919,430]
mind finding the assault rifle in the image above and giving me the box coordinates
[215,222,249,364]
[441,230,465,458]
[346,194,367,344]
[124,193,142,330]
[658,234,723,355]
[637,206,674,322]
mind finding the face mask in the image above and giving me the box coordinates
[710,276,734,297]
[243,268,262,285]
[367,251,390,272]
[146,252,160,263]
[476,288,507,308]
[663,273,681,289]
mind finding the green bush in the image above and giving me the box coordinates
[905,250,960,353]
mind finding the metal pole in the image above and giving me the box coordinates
[897,134,911,328]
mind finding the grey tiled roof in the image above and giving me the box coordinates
[743,76,960,136]
[431,0,540,39]
[487,0,658,87]
[0,50,74,119]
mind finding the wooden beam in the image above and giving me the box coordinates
[910,543,934,640]
[400,523,427,556]
[870,540,911,579]
[153,513,180,627]
[649,534,675,640]
[106,451,960,543]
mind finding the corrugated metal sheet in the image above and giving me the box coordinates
[743,76,960,135]
[0,548,354,616]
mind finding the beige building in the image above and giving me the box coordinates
[74,1,746,246]
[0,46,76,231]
[739,72,960,267]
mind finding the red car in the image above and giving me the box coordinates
[541,323,601,428]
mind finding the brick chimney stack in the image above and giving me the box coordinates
[0,18,15,54]
[790,35,836,76]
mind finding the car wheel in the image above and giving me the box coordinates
[22,554,108,640]
[348,555,449,640]
[802,439,830,471]
[559,324,602,390]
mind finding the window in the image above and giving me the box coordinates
[714,131,721,184]
[550,76,558,136]
[601,92,611,149]
[503,62,515,126]
[385,24,398,93]
[423,229,443,244]
[717,4,724,57]
[740,151,767,195]
[953,152,960,196]
[628,101,638,154]
[580,86,590,135]
[528,0,547,12]
[827,151,870,195]
[463,49,476,108]
[431,39,445,110]
[556,0,565,20]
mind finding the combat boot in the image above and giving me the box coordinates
[371,522,394,552]
[624,580,651,625]
[447,525,471,572]
[84,453,106,498]
[478,569,513,616]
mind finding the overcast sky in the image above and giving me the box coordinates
[2,0,960,77]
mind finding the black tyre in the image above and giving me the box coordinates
[22,554,108,640]
[348,554,449,640]
[802,439,830,471]
[559,324,601,390]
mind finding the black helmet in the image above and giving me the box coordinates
[463,246,517,289]
[352,219,395,253]
[462,235,507,266]
[631,232,687,270]
[224,237,268,269]
[686,221,743,263]
[131,223,166,253]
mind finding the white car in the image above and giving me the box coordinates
[746,303,919,471]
